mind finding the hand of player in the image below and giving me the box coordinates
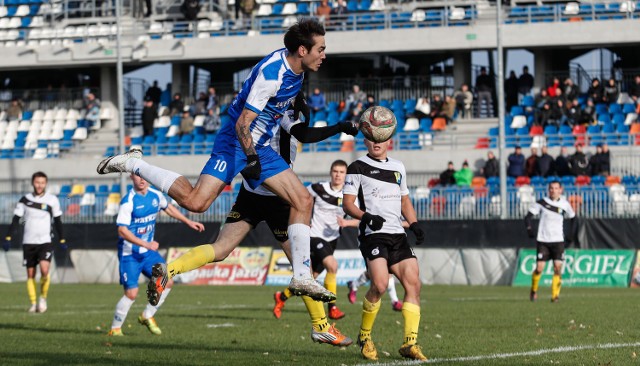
[361,212,385,231]
[189,221,205,232]
[409,222,424,245]
[338,121,359,136]
[59,238,68,251]
[527,227,535,238]
[146,241,160,251]
[293,91,310,123]
[2,236,10,252]
[241,154,262,180]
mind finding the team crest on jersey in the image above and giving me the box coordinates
[394,172,402,185]
[41,204,48,210]
[317,243,324,249]
[371,247,380,256]
[152,199,158,207]
[337,198,343,207]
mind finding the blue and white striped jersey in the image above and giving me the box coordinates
[116,188,168,257]
[218,48,304,148]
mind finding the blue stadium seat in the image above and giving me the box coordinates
[609,104,622,114]
[510,106,524,116]
[591,175,605,186]
[622,104,636,114]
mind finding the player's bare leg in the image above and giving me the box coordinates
[263,169,335,302]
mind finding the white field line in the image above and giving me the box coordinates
[354,342,640,366]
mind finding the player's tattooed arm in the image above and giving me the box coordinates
[236,108,259,156]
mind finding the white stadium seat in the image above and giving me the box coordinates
[72,127,88,140]
[257,4,273,16]
[15,5,30,17]
[282,3,297,15]
[411,10,426,22]
[8,18,22,29]
[17,120,30,132]
[403,117,420,131]
[54,109,68,121]
[449,7,465,21]
[32,147,48,159]
[31,110,44,122]
[193,115,205,127]
[197,19,210,31]
[197,32,210,38]
[0,7,7,18]
[64,119,77,130]
[38,39,52,46]
[29,29,42,39]
[29,16,44,28]
[563,2,579,15]
[510,115,527,129]
[339,132,354,142]
[0,18,10,30]
[165,125,180,137]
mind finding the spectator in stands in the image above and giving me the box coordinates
[505,71,519,111]
[412,96,431,120]
[181,0,201,20]
[349,102,365,121]
[308,88,326,114]
[579,99,596,125]
[587,78,604,104]
[194,92,207,115]
[525,148,539,177]
[589,144,606,176]
[443,95,456,124]
[563,78,578,102]
[316,0,332,20]
[364,94,376,110]
[169,93,184,116]
[142,97,157,137]
[601,143,610,175]
[604,78,619,104]
[331,0,348,16]
[546,77,560,98]
[569,144,589,176]
[454,161,473,187]
[44,84,56,102]
[555,147,571,177]
[535,102,553,127]
[535,89,549,109]
[475,67,494,117]
[629,75,640,105]
[517,65,534,97]
[507,146,525,178]
[145,81,162,107]
[552,99,567,126]
[429,94,444,119]
[6,98,22,121]
[482,151,499,178]
[144,0,152,17]
[180,107,194,135]
[346,84,366,113]
[204,108,221,135]
[453,84,473,119]
[206,86,219,113]
[537,146,554,177]
[439,162,456,186]
[84,92,101,127]
[565,99,581,127]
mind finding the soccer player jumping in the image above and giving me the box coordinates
[97,19,333,302]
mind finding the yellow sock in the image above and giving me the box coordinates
[551,274,562,299]
[167,245,215,278]
[283,288,293,299]
[27,278,37,304]
[359,297,381,342]
[402,302,421,346]
[324,272,337,305]
[302,295,329,332]
[40,274,50,299]
[531,271,542,293]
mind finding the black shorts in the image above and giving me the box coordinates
[536,241,565,262]
[23,243,54,268]
[310,237,337,274]
[359,233,416,268]
[225,185,290,242]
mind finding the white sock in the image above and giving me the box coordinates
[289,223,311,279]
[111,295,135,329]
[387,276,399,303]
[127,159,181,194]
[354,271,369,290]
[142,288,171,319]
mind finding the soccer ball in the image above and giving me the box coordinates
[359,106,397,143]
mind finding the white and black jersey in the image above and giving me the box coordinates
[13,192,62,245]
[308,182,344,242]
[528,196,575,243]
[243,109,302,196]
[344,155,409,237]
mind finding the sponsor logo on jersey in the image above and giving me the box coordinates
[152,199,158,208]
[303,258,311,268]
[273,229,288,236]
[228,211,241,219]
[370,170,380,174]
[275,96,296,109]
[345,180,354,186]
[133,214,157,224]
[136,205,145,209]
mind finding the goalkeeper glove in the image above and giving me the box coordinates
[338,121,359,136]
[293,91,310,123]
[59,239,68,251]
[409,222,425,245]
[361,212,385,231]
[241,154,262,180]
[527,227,535,239]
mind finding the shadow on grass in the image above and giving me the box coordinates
[0,322,98,335]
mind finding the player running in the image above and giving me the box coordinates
[147,108,358,346]
[343,138,427,361]
[525,180,575,303]
[273,160,359,320]
[4,171,65,313]
[97,19,333,302]
[108,173,204,336]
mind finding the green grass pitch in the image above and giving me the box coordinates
[1,283,639,365]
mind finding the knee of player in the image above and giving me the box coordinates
[294,191,313,212]
[166,278,175,289]
[371,281,389,295]
[183,200,210,213]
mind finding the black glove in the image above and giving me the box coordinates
[2,236,10,252]
[293,91,310,123]
[59,238,68,251]
[409,222,424,245]
[361,212,385,231]
[338,121,359,136]
[527,227,535,238]
[241,154,262,180]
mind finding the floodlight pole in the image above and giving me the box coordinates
[115,0,127,194]
[496,0,507,219]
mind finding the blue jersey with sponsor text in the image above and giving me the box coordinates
[116,188,168,258]
[217,48,304,148]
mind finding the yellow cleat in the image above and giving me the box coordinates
[399,343,427,361]
[107,328,124,336]
[138,315,162,335]
[358,338,378,360]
